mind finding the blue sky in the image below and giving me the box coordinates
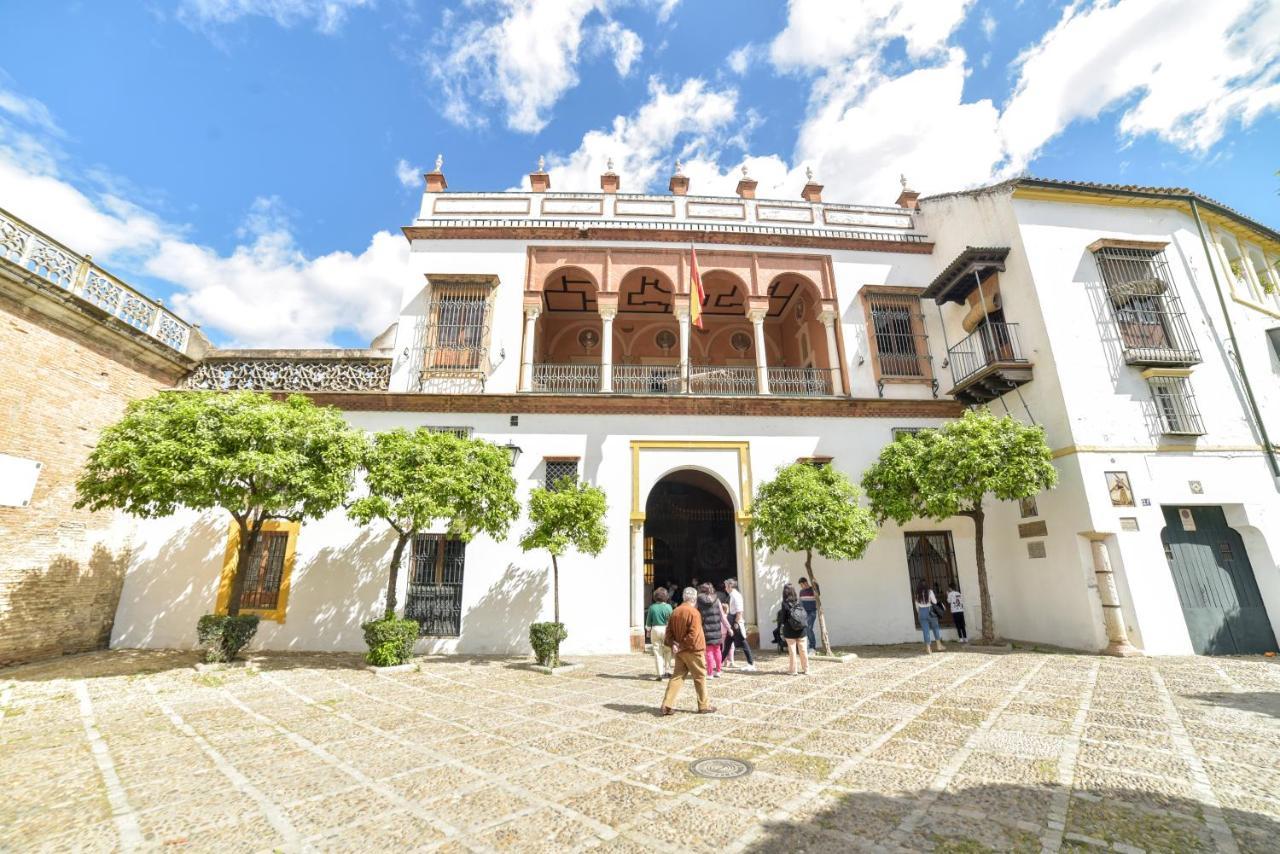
[1,0,1277,347]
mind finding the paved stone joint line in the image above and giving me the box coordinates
[0,648,1276,853]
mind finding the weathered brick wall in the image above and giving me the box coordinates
[0,293,184,666]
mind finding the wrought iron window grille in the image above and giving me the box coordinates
[1147,376,1205,436]
[544,459,579,490]
[405,534,466,637]
[422,281,495,376]
[241,531,289,611]
[1094,247,1200,366]
[903,531,961,629]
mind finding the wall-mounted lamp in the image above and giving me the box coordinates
[503,441,522,466]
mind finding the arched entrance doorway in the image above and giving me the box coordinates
[643,470,738,603]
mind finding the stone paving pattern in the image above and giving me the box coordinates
[2,647,1278,852]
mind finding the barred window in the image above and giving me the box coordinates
[424,281,492,371]
[797,456,832,468]
[866,293,928,378]
[241,531,289,611]
[1093,247,1199,365]
[545,458,579,490]
[1148,376,1205,436]
[892,427,927,441]
[405,535,466,637]
[425,426,473,439]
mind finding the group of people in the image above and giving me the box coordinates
[914,580,967,653]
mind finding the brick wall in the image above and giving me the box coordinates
[0,288,186,666]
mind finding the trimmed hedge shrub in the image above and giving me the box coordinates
[196,614,260,663]
[529,621,568,668]
[362,616,419,667]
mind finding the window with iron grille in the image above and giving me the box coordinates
[423,281,492,372]
[903,532,959,629]
[545,459,579,490]
[1093,247,1200,366]
[892,427,928,441]
[241,531,290,611]
[405,534,466,636]
[425,426,474,439]
[797,456,832,468]
[866,293,929,378]
[1148,376,1205,436]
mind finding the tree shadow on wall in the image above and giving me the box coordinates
[277,525,392,655]
[743,783,1276,853]
[454,562,549,657]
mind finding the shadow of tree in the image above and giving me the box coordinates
[451,562,548,656]
[1186,691,1280,721]
[0,542,132,668]
[743,783,1278,853]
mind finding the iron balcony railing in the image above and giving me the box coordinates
[947,322,1028,386]
[689,364,758,396]
[767,366,833,397]
[613,364,681,394]
[530,363,601,393]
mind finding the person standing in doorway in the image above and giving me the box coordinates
[916,581,944,654]
[697,583,725,678]
[646,587,674,680]
[660,588,715,715]
[721,578,756,670]
[798,577,819,651]
[946,583,967,644]
[777,583,809,675]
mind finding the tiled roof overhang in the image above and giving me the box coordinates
[921,246,1011,305]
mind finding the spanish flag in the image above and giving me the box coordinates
[689,245,705,330]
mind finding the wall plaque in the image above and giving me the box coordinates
[0,454,42,507]
[1018,520,1048,539]
[1189,480,1203,494]
[1106,471,1134,507]
[1120,517,1139,531]
[1019,496,1038,518]
[1027,541,1047,559]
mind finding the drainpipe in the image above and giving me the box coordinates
[1188,198,1280,479]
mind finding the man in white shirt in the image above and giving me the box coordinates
[721,578,756,670]
[947,584,967,643]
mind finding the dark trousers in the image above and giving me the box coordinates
[721,619,754,665]
[953,611,967,640]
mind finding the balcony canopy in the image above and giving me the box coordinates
[922,246,1010,305]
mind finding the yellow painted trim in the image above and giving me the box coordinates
[1052,443,1268,459]
[1139,367,1193,380]
[215,519,299,623]
[1231,294,1280,319]
[629,440,753,517]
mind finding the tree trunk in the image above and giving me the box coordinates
[552,553,560,624]
[227,515,263,617]
[970,507,995,643]
[807,550,833,657]
[385,532,410,619]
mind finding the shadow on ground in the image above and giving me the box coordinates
[744,783,1278,853]
[1187,691,1280,721]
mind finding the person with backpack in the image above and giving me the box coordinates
[946,583,967,644]
[776,583,809,675]
[915,580,944,654]
[696,583,725,678]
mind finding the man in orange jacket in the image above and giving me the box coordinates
[659,587,716,715]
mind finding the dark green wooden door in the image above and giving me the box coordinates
[1161,506,1277,655]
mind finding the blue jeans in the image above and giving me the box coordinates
[802,601,817,649]
[918,606,941,644]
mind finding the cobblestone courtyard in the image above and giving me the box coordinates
[3,647,1278,853]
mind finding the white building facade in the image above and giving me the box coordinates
[107,168,1280,659]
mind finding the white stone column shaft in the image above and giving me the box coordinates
[818,308,843,396]
[676,305,691,393]
[519,306,540,392]
[1086,535,1140,656]
[749,308,770,395]
[599,307,615,393]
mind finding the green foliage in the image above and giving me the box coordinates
[529,621,568,668]
[361,616,419,667]
[75,391,363,523]
[520,479,608,558]
[861,410,1058,523]
[749,463,878,561]
[348,429,519,540]
[195,614,260,663]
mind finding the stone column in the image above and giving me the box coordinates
[1083,533,1141,656]
[818,308,843,396]
[748,307,770,395]
[676,303,691,393]
[599,305,616,393]
[631,521,645,650]
[519,304,540,392]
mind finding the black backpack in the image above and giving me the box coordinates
[785,602,808,633]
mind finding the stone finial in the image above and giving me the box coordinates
[801,164,824,203]
[669,159,690,196]
[735,162,758,199]
[538,155,545,172]
[530,155,551,192]
[601,157,620,193]
[895,172,920,210]
[806,166,813,182]
[426,154,447,192]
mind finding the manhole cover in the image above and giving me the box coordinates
[689,757,753,779]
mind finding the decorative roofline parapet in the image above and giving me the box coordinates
[184,350,392,392]
[0,205,193,354]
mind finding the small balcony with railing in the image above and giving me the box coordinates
[1092,244,1200,368]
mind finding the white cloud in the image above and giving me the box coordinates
[650,0,680,23]
[769,0,975,70]
[593,21,644,77]
[0,87,405,348]
[1000,0,1280,169]
[980,11,996,39]
[726,44,757,76]
[177,0,374,33]
[395,158,422,189]
[537,77,739,192]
